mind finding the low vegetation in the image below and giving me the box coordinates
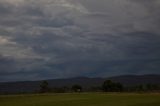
[1,80,160,106]
[38,80,160,93]
[0,93,160,106]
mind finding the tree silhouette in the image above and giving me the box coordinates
[72,85,82,92]
[103,80,123,92]
[40,80,49,93]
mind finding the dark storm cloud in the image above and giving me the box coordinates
[0,0,160,82]
[0,55,16,75]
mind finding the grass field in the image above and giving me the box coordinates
[0,93,160,106]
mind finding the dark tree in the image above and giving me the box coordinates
[114,82,124,92]
[72,85,82,92]
[102,80,123,92]
[103,80,114,92]
[40,80,49,93]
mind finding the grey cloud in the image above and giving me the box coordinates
[0,0,160,82]
[0,55,16,74]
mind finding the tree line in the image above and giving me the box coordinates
[39,80,160,93]
[39,81,82,93]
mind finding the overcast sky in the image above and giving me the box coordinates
[0,0,160,82]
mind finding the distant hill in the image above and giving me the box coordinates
[108,74,160,86]
[0,74,160,94]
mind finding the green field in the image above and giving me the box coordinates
[0,93,160,106]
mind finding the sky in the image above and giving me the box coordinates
[0,0,160,82]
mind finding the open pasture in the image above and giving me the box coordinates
[0,93,160,106]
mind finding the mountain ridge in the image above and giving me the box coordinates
[0,74,160,94]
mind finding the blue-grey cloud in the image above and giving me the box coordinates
[0,0,160,82]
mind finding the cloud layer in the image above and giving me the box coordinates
[0,0,160,82]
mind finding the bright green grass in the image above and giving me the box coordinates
[0,93,160,106]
